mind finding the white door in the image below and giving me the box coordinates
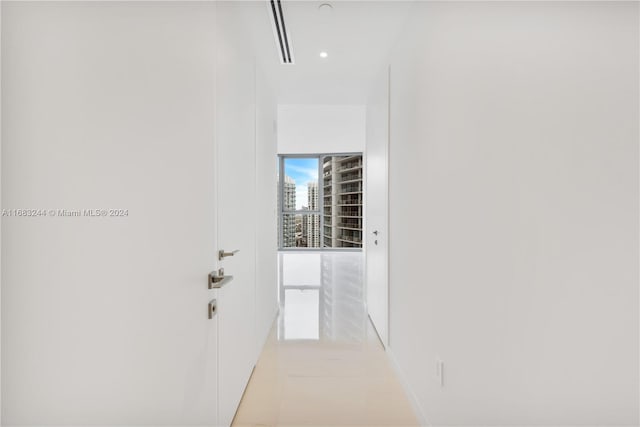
[1,3,219,425]
[215,5,258,425]
[366,67,390,347]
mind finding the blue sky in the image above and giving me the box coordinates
[284,158,318,210]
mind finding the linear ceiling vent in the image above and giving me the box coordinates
[269,0,294,64]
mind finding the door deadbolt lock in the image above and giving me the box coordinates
[208,299,217,319]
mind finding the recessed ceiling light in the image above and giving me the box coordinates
[319,51,328,58]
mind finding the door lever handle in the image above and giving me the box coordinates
[218,249,239,260]
[208,268,234,289]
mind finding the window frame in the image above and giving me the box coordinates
[278,153,363,251]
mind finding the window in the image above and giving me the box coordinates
[279,154,363,249]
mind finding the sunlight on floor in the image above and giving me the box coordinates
[232,251,419,427]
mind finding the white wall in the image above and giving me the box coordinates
[1,2,278,425]
[255,65,279,360]
[385,2,639,425]
[214,3,279,425]
[2,3,219,424]
[365,67,390,346]
[277,105,365,154]
[2,3,221,425]
[0,1,4,418]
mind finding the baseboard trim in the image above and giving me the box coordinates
[256,305,280,360]
[386,348,431,427]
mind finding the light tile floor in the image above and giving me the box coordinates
[232,252,419,427]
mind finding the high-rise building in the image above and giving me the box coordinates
[279,156,363,249]
[281,175,296,247]
[305,182,320,248]
[322,155,363,248]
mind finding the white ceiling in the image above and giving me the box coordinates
[247,1,414,105]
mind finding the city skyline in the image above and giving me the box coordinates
[280,155,363,249]
[283,158,318,210]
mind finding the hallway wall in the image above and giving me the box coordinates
[255,67,279,357]
[384,2,639,425]
[277,105,365,154]
[214,3,279,425]
[2,3,219,424]
[1,2,278,425]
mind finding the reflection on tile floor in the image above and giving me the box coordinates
[232,252,419,427]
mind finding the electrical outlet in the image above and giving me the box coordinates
[435,359,444,387]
